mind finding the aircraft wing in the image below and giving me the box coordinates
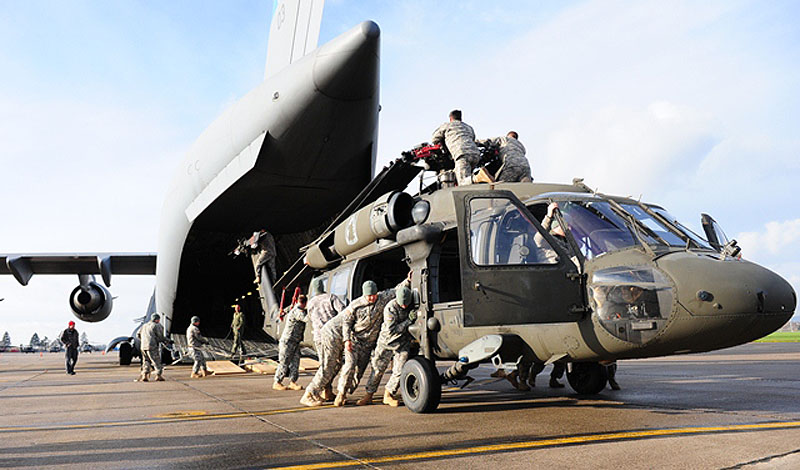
[0,253,156,287]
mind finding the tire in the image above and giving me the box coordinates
[400,356,441,413]
[119,342,133,366]
[566,362,607,395]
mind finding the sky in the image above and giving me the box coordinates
[1,0,799,346]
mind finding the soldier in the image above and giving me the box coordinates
[431,109,480,186]
[476,131,532,183]
[250,229,277,284]
[273,295,308,391]
[300,312,346,407]
[306,278,345,400]
[136,313,170,382]
[357,286,417,407]
[337,275,412,406]
[230,304,247,358]
[607,363,621,390]
[506,361,565,391]
[187,316,210,378]
[59,321,79,375]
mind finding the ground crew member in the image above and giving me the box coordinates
[230,304,246,358]
[187,316,210,378]
[274,295,308,391]
[250,229,277,284]
[300,312,346,407]
[476,131,532,183]
[306,278,345,400]
[432,109,480,186]
[338,275,412,405]
[358,286,417,407]
[136,313,170,382]
[59,321,79,375]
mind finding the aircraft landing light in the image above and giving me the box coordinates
[271,421,800,470]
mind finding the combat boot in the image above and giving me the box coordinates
[155,374,165,382]
[287,381,303,391]
[333,391,346,407]
[273,381,288,391]
[549,377,565,388]
[191,372,202,378]
[609,378,621,391]
[356,392,374,406]
[135,373,149,382]
[300,390,323,407]
[322,385,335,402]
[490,369,506,378]
[505,370,520,389]
[382,390,399,407]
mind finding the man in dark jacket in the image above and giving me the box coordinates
[60,321,80,375]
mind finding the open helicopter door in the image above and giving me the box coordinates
[454,190,585,326]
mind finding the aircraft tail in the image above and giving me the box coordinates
[264,0,325,80]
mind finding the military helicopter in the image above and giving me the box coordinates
[263,144,796,413]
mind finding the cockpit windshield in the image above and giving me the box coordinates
[558,200,708,259]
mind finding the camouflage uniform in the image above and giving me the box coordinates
[307,293,345,354]
[340,282,409,394]
[186,323,209,375]
[432,120,480,186]
[365,299,414,395]
[250,230,277,282]
[139,320,169,376]
[306,314,345,398]
[275,305,308,384]
[477,135,531,182]
[230,310,246,356]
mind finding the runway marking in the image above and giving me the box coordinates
[0,403,335,433]
[270,420,800,469]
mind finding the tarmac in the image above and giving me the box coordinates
[1,343,800,469]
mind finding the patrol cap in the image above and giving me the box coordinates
[310,278,325,296]
[395,286,412,307]
[152,313,160,321]
[191,316,200,324]
[550,217,562,232]
[362,280,378,296]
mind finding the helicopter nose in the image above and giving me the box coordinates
[657,253,796,345]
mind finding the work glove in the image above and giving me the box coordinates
[408,310,418,322]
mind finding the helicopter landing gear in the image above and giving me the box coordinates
[566,362,608,395]
[401,356,441,413]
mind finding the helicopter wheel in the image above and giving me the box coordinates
[119,342,133,366]
[566,362,607,395]
[401,356,441,413]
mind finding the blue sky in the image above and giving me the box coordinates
[1,0,799,346]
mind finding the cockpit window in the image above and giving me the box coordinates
[650,207,714,250]
[620,203,686,247]
[559,201,652,259]
[469,197,558,266]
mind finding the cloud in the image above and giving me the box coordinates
[737,218,800,259]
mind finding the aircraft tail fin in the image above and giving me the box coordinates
[264,0,325,80]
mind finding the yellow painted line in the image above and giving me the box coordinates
[271,420,800,470]
[0,403,335,433]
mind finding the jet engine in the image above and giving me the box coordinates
[305,191,415,269]
[69,275,113,322]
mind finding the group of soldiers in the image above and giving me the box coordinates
[269,273,417,408]
[431,109,533,186]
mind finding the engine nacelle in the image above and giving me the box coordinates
[69,281,113,322]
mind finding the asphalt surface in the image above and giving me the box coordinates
[1,343,800,469]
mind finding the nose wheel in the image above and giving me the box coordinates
[401,356,441,413]
[566,362,608,395]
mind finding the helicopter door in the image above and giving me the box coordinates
[701,213,729,251]
[456,191,585,327]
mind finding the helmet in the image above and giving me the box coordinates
[191,316,200,324]
[310,278,325,297]
[152,313,160,321]
[362,280,378,296]
[395,286,412,307]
